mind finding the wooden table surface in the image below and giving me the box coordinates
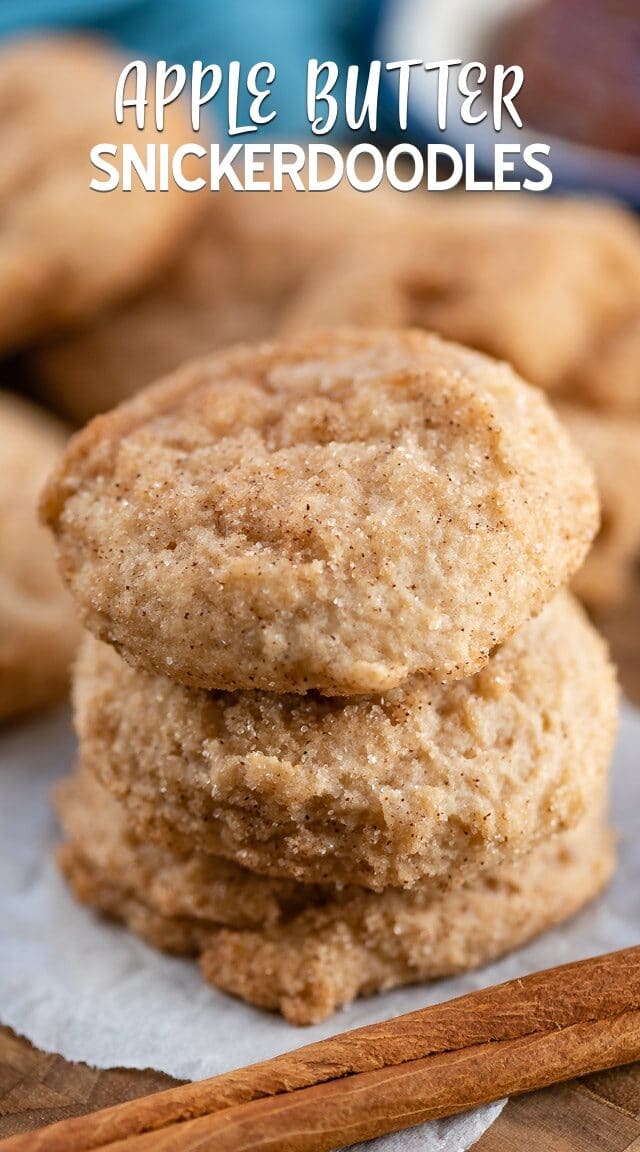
[1,593,639,1149]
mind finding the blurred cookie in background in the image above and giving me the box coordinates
[558,404,640,612]
[29,180,420,425]
[0,391,81,723]
[282,195,640,397]
[571,314,640,415]
[0,34,203,355]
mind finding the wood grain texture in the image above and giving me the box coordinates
[0,591,638,1148]
[0,1030,179,1140]
[475,1065,640,1151]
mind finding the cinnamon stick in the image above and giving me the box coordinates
[102,1008,640,1151]
[2,947,639,1152]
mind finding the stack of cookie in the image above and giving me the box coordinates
[44,329,618,1025]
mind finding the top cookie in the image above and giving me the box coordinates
[43,329,598,695]
[0,35,202,354]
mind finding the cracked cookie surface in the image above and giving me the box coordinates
[72,594,617,890]
[57,768,614,1025]
[44,329,598,695]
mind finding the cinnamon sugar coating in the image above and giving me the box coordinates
[43,329,598,695]
[72,594,617,890]
[57,768,614,1025]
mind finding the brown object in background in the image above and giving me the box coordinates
[557,404,640,611]
[0,35,204,356]
[573,314,640,416]
[598,578,640,695]
[0,391,81,722]
[1,947,639,1152]
[31,181,419,425]
[282,196,640,397]
[496,0,640,155]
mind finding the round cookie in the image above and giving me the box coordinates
[558,404,640,610]
[57,768,614,1025]
[31,181,419,425]
[282,196,640,394]
[72,594,617,890]
[43,329,599,695]
[0,391,81,722]
[0,34,202,354]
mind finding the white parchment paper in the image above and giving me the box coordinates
[1,702,639,1150]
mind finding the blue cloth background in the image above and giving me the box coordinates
[0,0,381,136]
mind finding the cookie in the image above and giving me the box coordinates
[0,34,202,354]
[572,316,640,415]
[558,404,640,610]
[72,594,617,890]
[56,768,614,1025]
[55,767,325,930]
[31,181,419,425]
[43,329,599,696]
[0,391,81,721]
[282,196,640,394]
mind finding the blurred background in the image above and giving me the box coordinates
[0,0,638,197]
[0,0,380,137]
